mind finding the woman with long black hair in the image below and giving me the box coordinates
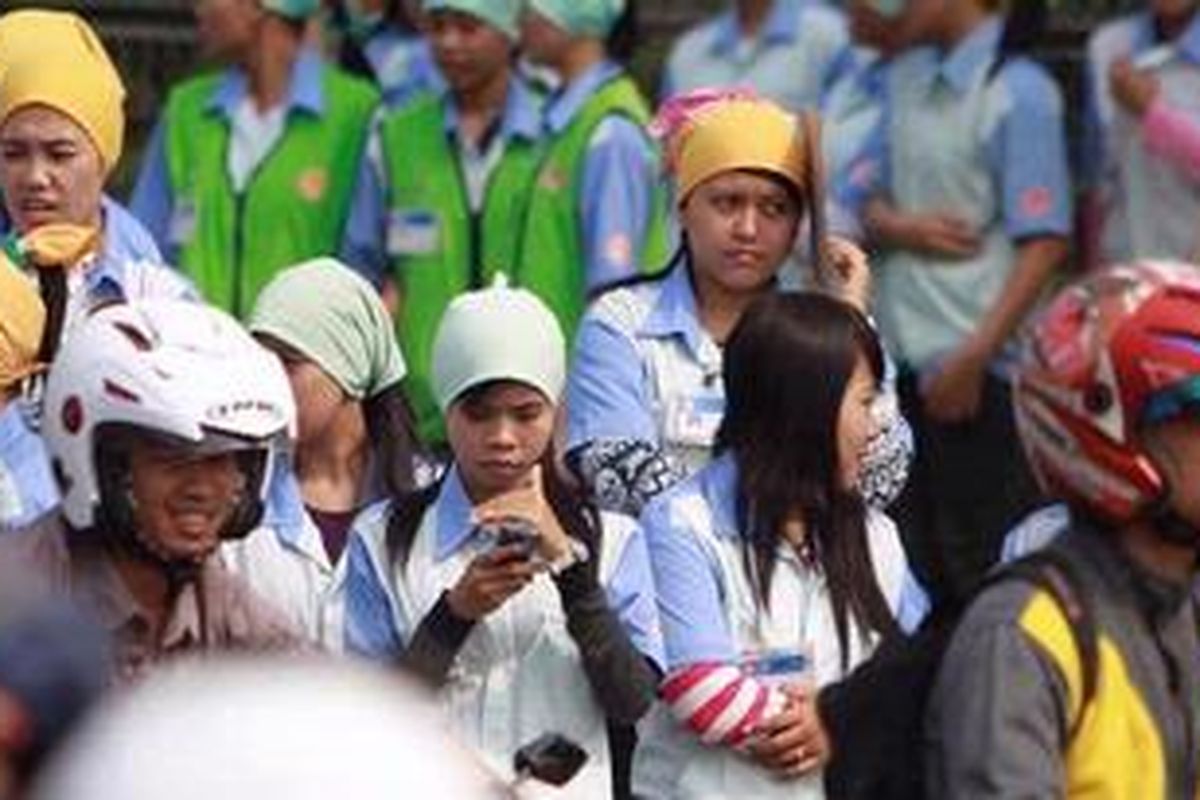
[634,292,924,798]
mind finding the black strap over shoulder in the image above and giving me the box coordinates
[983,549,1101,740]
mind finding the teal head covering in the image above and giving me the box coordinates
[423,0,522,39]
[261,0,321,19]
[249,258,407,401]
[525,0,626,38]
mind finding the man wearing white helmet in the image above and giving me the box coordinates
[0,300,301,683]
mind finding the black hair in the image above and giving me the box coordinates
[386,383,600,571]
[715,292,899,669]
[606,0,639,64]
[364,383,424,496]
[988,0,1048,79]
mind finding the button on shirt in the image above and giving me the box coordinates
[662,0,852,112]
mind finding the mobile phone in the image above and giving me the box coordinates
[480,517,540,559]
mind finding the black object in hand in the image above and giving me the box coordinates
[513,733,588,788]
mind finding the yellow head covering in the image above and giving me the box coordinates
[0,10,126,173]
[0,252,45,392]
[652,88,809,202]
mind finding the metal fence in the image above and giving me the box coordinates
[12,0,1143,191]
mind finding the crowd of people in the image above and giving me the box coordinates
[1,0,1200,797]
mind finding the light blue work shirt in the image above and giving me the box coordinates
[642,453,928,674]
[0,404,57,533]
[1083,11,1200,262]
[566,261,723,478]
[546,60,661,289]
[850,17,1072,371]
[661,0,852,112]
[343,465,663,666]
[822,47,888,239]
[362,29,444,108]
[340,74,544,286]
[129,47,333,263]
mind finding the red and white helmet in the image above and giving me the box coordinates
[1014,261,1200,524]
[41,300,295,535]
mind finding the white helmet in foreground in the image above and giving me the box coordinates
[41,300,294,539]
[32,657,507,800]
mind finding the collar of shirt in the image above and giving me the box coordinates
[641,261,722,363]
[80,196,166,302]
[545,60,623,135]
[434,466,478,561]
[1132,9,1200,66]
[441,74,544,146]
[263,457,311,551]
[67,538,206,655]
[699,453,741,541]
[206,46,327,120]
[936,15,1003,94]
[709,0,801,57]
[0,404,34,456]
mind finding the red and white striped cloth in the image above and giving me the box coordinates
[659,663,788,747]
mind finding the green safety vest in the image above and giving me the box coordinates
[520,73,670,338]
[163,64,378,318]
[380,91,544,443]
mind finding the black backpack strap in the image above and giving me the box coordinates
[984,549,1100,740]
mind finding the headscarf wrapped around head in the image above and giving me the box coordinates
[525,0,626,38]
[0,252,45,392]
[249,258,407,402]
[0,10,126,174]
[651,87,812,203]
[652,87,832,281]
[423,0,522,39]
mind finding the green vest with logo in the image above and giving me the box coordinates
[163,64,378,318]
[520,73,670,339]
[380,92,544,443]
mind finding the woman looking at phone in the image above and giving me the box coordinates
[343,280,663,796]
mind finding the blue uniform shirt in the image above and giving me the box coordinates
[362,30,444,109]
[546,60,660,289]
[642,454,928,670]
[343,466,664,667]
[129,48,332,263]
[662,0,851,112]
[847,18,1072,369]
[0,404,58,532]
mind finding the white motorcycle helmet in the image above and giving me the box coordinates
[40,300,294,551]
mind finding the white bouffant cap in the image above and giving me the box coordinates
[431,275,566,411]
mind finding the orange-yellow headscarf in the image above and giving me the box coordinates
[0,253,45,392]
[651,88,810,203]
[0,10,127,174]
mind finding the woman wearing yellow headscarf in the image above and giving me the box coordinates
[0,252,56,531]
[564,88,909,518]
[0,9,193,325]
